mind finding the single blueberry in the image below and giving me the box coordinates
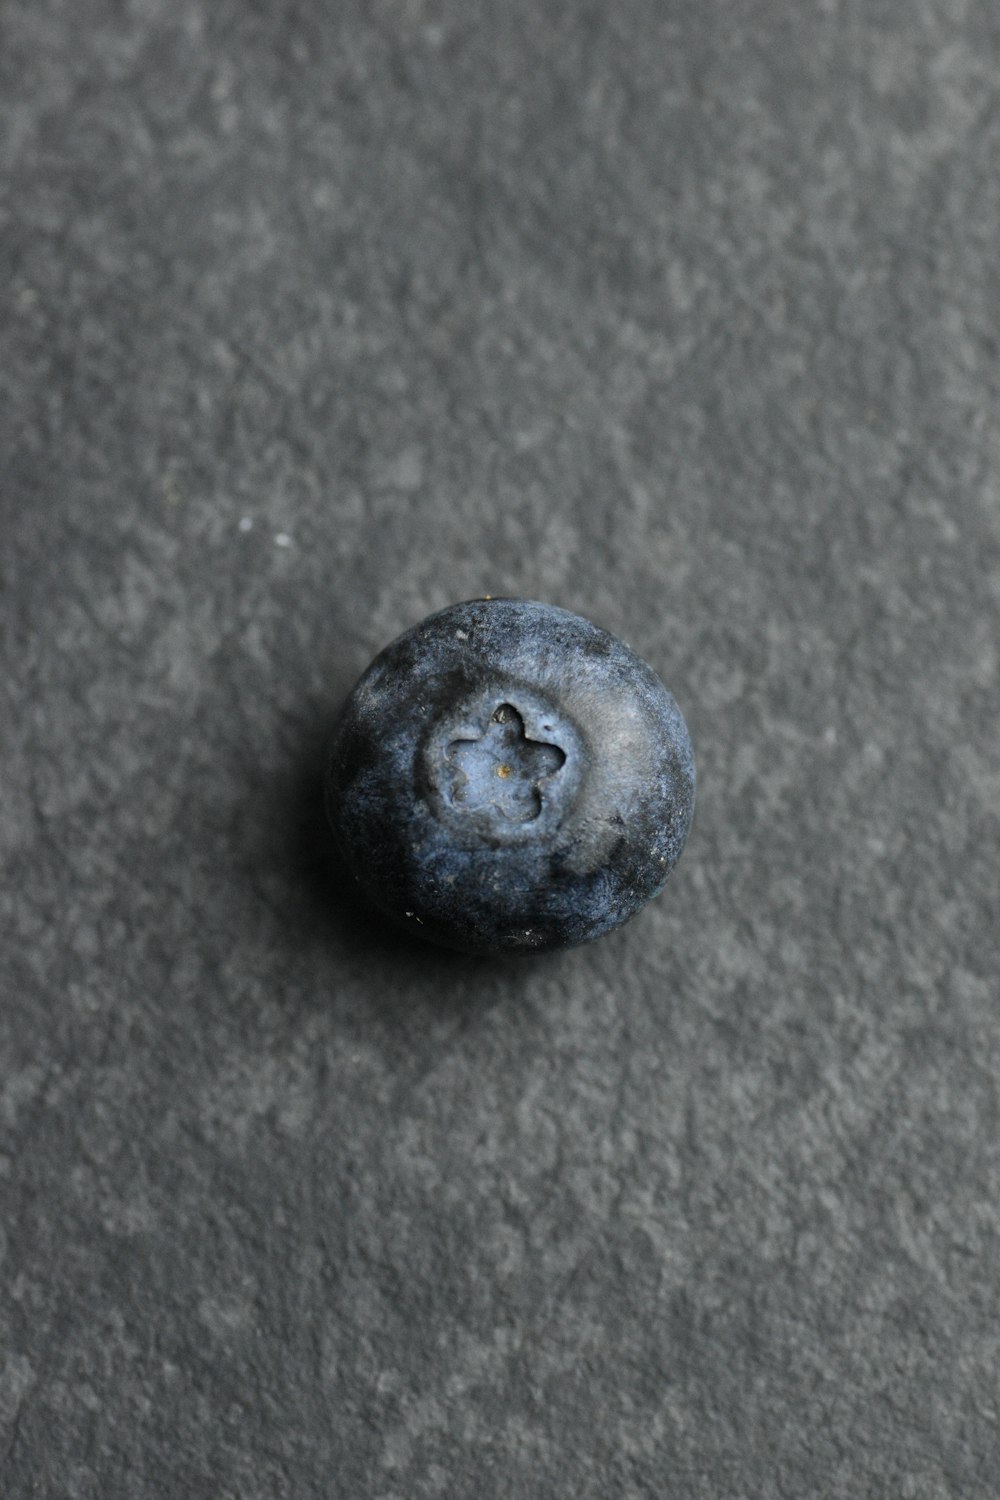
[324,598,695,954]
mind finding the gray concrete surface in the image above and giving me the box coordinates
[2,1,998,1495]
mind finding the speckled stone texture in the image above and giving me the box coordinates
[1,2,999,1497]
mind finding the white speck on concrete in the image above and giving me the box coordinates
[455,629,468,640]
[274,532,292,548]
[238,516,254,532]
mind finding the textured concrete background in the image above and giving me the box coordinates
[2,2,999,1496]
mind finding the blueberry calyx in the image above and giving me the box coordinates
[444,703,566,823]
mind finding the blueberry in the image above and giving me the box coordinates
[324,598,695,954]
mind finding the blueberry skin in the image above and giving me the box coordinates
[324,598,695,955]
